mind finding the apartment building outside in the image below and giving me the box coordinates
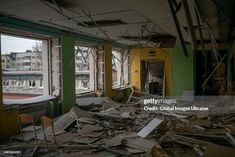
[15,50,43,71]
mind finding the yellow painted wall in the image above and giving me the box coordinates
[104,44,113,97]
[130,48,171,95]
[0,39,19,140]
[0,109,19,139]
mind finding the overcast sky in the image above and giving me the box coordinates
[1,35,42,54]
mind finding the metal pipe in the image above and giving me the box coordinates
[202,54,227,88]
[212,0,231,23]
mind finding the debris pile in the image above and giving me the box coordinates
[1,96,235,157]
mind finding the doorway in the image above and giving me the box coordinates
[141,60,165,96]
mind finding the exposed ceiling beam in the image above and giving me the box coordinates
[0,16,129,49]
[168,0,188,57]
[182,0,197,49]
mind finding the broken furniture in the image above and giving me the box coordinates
[4,95,56,122]
[18,113,38,142]
[2,96,235,157]
[41,116,57,146]
[3,95,56,108]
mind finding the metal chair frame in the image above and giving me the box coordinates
[41,116,57,146]
[18,113,38,142]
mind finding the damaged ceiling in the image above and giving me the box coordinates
[0,0,234,47]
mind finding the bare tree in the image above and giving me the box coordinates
[32,41,43,71]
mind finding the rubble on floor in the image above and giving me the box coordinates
[1,96,235,157]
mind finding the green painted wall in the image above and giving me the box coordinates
[171,45,194,96]
[61,33,76,113]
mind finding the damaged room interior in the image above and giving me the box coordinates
[0,0,235,156]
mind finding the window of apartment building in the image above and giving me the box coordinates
[0,34,49,99]
[74,45,96,94]
[112,50,130,88]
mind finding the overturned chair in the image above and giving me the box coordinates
[41,116,57,145]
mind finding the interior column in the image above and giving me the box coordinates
[104,43,113,97]
[61,33,76,113]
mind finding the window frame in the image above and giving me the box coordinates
[0,32,51,99]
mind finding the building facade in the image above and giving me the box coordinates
[1,50,42,71]
[2,50,43,94]
[15,50,43,71]
[1,49,92,95]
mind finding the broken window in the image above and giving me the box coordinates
[112,50,130,88]
[75,45,96,94]
[0,34,49,99]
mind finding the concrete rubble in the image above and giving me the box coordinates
[1,96,235,157]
